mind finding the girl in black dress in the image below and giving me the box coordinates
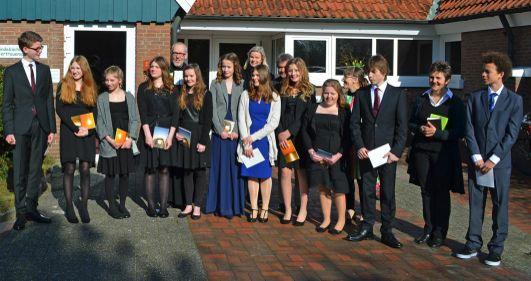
[97,66,140,219]
[277,58,313,225]
[302,79,350,235]
[55,55,98,223]
[137,56,179,218]
[175,64,213,220]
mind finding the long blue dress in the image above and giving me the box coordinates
[205,96,244,217]
[241,99,272,179]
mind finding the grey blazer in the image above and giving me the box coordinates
[96,91,141,158]
[210,79,244,135]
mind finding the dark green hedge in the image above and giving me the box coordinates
[0,65,13,181]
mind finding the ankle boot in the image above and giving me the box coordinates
[108,201,124,219]
[65,204,79,224]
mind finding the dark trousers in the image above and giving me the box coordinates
[412,149,451,239]
[13,118,47,215]
[465,167,510,255]
[170,167,185,207]
[359,160,397,234]
[183,168,207,206]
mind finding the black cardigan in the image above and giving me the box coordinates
[407,93,466,194]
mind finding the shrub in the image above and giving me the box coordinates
[0,64,13,181]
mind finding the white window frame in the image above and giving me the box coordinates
[64,24,136,95]
[285,34,332,86]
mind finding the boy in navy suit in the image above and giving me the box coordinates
[456,52,523,266]
[2,31,56,230]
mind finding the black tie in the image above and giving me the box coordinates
[29,63,36,93]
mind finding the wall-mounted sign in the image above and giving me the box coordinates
[0,45,48,59]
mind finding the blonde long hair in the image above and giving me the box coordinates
[243,46,268,70]
[280,58,314,101]
[60,55,97,106]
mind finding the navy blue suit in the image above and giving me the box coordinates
[464,86,523,255]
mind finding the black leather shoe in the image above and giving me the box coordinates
[293,220,305,227]
[428,237,444,248]
[329,228,343,235]
[65,206,79,224]
[346,228,374,241]
[158,208,169,218]
[146,207,157,218]
[280,217,292,224]
[414,232,431,244]
[247,209,258,223]
[381,234,403,249]
[191,213,201,220]
[118,205,130,219]
[79,203,90,224]
[258,209,269,223]
[178,211,191,218]
[109,203,124,219]
[316,225,329,233]
[13,216,27,231]
[26,211,52,223]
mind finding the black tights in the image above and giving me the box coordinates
[145,167,170,210]
[63,161,91,209]
[104,174,129,207]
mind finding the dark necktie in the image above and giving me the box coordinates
[488,92,497,112]
[372,87,380,116]
[29,63,36,93]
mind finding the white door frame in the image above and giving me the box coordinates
[64,24,136,95]
[212,37,261,82]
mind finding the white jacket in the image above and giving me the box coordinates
[237,90,281,166]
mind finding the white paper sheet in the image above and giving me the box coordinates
[173,70,183,85]
[476,169,495,188]
[241,148,265,168]
[368,143,391,168]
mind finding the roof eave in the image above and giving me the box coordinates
[184,15,429,25]
[432,7,531,24]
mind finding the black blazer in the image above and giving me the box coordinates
[407,93,466,193]
[275,94,308,138]
[350,84,408,157]
[465,87,523,170]
[2,61,56,135]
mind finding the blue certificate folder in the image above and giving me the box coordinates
[153,126,170,149]
[178,127,192,148]
[315,148,333,160]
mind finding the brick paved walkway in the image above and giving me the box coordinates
[189,164,531,280]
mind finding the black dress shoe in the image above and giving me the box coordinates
[381,234,403,249]
[280,217,292,224]
[158,208,169,218]
[178,211,191,218]
[428,237,443,248]
[258,209,269,223]
[329,228,343,235]
[247,209,258,223]
[146,207,157,218]
[13,216,27,231]
[26,211,52,223]
[346,228,374,241]
[109,204,124,219]
[414,232,431,244]
[316,225,329,233]
[191,213,201,220]
[65,206,79,224]
[293,220,305,227]
[79,203,90,224]
[118,205,130,219]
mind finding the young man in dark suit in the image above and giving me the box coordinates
[2,31,56,230]
[456,52,523,266]
[347,55,408,248]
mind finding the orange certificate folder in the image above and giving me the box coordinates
[71,113,96,129]
[280,139,300,164]
[114,128,128,145]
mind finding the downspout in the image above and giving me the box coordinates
[499,14,514,63]
[171,8,187,45]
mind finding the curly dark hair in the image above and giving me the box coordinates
[429,61,452,81]
[482,51,513,81]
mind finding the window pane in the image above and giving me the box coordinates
[294,40,326,73]
[376,39,394,76]
[397,40,433,75]
[219,43,256,69]
[188,39,210,84]
[335,39,372,75]
[445,41,461,74]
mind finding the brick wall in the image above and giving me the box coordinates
[135,23,171,88]
[461,25,531,113]
[0,21,64,160]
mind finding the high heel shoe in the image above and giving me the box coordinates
[258,209,269,223]
[247,208,258,223]
[65,205,79,224]
[293,220,305,226]
[329,228,343,235]
[158,208,169,218]
[118,205,130,219]
[146,206,157,218]
[315,225,329,233]
[280,216,292,224]
[79,202,90,223]
[108,202,124,219]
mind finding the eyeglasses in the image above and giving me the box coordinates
[172,52,186,56]
[27,46,43,52]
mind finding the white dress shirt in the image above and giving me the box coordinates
[371,80,388,106]
[422,88,453,107]
[21,58,37,87]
